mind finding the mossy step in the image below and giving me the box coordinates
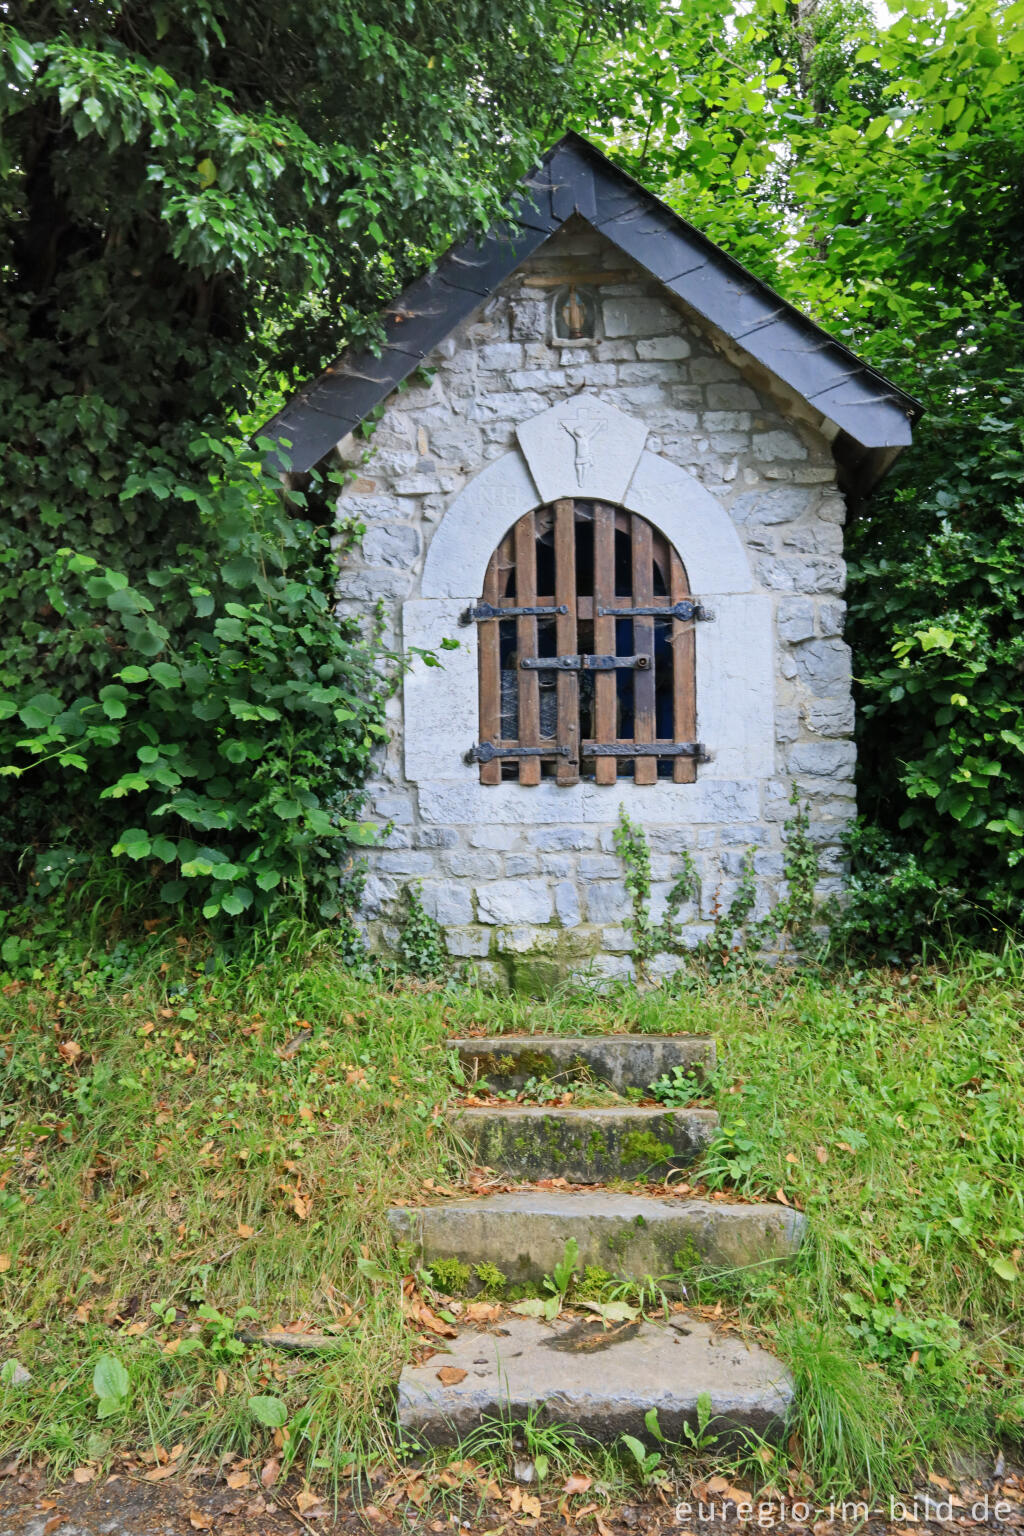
[452,1033,715,1093]
[390,1189,806,1290]
[397,1314,793,1449]
[451,1104,718,1182]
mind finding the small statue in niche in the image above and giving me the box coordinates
[553,283,597,341]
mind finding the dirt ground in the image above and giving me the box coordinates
[2,1458,1023,1536]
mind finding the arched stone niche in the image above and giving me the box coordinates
[404,394,773,801]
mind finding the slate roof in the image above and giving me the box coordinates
[259,131,920,496]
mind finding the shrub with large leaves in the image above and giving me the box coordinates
[1,441,383,921]
[0,0,642,928]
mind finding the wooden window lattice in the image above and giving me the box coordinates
[475,500,699,786]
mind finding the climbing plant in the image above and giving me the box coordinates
[614,788,819,977]
[0,0,646,931]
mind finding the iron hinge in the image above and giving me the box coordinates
[466,742,571,764]
[595,601,713,622]
[519,653,650,671]
[584,741,708,760]
[460,602,569,625]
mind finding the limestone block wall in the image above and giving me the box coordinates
[332,219,856,986]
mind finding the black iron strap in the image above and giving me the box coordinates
[466,742,571,764]
[461,602,569,625]
[585,741,707,759]
[595,601,711,622]
[520,654,650,672]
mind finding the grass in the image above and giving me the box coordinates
[2,928,1024,1500]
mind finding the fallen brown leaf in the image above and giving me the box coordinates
[72,1468,95,1485]
[237,1224,254,1239]
[43,1515,64,1535]
[144,1464,179,1482]
[292,1194,310,1221]
[225,1471,250,1490]
[410,1300,458,1338]
[465,1302,502,1323]
[214,1369,228,1395]
[437,1366,467,1385]
[563,1474,592,1494]
[260,1458,281,1489]
[188,1512,213,1530]
[0,1255,10,1273]
[815,1145,829,1165]
[295,1489,322,1514]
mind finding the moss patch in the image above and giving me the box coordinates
[472,1261,507,1296]
[573,1264,615,1300]
[621,1128,675,1165]
[429,1258,471,1294]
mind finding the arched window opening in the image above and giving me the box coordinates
[466,501,705,786]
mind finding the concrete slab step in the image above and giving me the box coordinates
[452,1033,716,1093]
[390,1189,805,1287]
[397,1314,793,1448]
[452,1105,718,1182]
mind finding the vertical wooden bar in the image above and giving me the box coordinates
[631,515,657,785]
[592,503,618,785]
[477,542,504,784]
[670,548,697,783]
[554,499,579,785]
[514,512,541,786]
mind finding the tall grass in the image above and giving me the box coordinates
[2,931,1023,1492]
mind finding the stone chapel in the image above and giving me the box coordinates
[262,132,919,985]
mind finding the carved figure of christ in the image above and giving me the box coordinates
[561,416,604,486]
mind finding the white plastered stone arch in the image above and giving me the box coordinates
[407,395,772,796]
[422,409,753,599]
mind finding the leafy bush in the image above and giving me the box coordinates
[849,371,1024,929]
[824,821,974,961]
[1,442,384,925]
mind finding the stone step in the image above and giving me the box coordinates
[451,1105,718,1182]
[397,1314,793,1449]
[452,1033,716,1093]
[390,1189,805,1287]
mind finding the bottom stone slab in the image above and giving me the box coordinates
[397,1315,793,1448]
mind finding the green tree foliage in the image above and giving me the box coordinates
[0,0,639,927]
[588,0,1024,930]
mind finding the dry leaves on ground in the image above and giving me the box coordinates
[437,1366,467,1385]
